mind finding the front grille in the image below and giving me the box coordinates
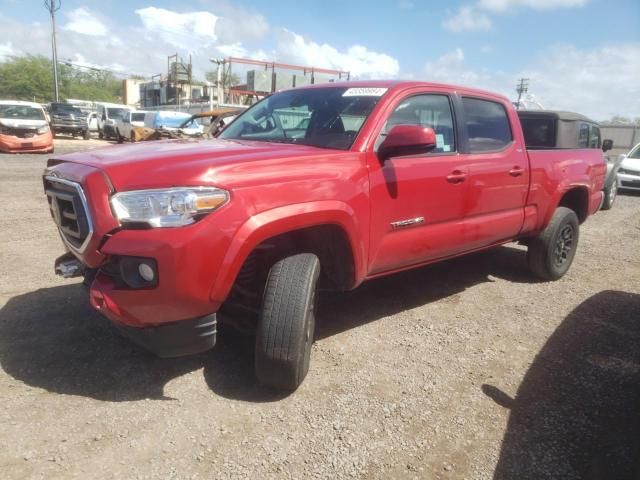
[44,176,93,252]
[52,116,86,127]
[5,128,37,138]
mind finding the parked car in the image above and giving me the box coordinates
[517,110,619,210]
[144,110,204,137]
[44,81,606,390]
[617,142,640,192]
[0,100,53,153]
[97,103,133,140]
[49,102,90,140]
[114,110,147,143]
[176,108,244,138]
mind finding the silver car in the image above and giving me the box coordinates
[618,143,640,192]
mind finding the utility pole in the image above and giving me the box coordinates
[209,58,225,107]
[44,0,61,102]
[516,78,529,110]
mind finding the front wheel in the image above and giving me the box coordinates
[116,129,123,144]
[255,253,320,390]
[527,207,579,281]
[601,180,618,211]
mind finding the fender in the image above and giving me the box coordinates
[539,181,591,231]
[209,200,367,304]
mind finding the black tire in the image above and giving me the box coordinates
[50,127,56,138]
[83,129,90,140]
[527,206,579,281]
[130,132,135,142]
[98,129,103,140]
[255,253,320,390]
[116,129,124,144]
[601,181,618,211]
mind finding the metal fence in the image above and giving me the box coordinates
[600,125,640,156]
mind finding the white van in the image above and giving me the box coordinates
[96,103,133,140]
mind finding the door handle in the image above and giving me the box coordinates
[509,166,524,177]
[446,170,467,183]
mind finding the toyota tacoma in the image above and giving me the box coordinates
[44,81,606,390]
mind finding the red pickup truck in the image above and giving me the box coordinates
[44,81,606,390]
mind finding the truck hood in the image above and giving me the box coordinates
[0,118,48,128]
[620,156,640,173]
[52,138,353,191]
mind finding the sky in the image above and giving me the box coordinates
[0,0,638,120]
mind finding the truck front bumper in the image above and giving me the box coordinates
[110,311,216,358]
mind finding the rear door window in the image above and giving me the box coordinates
[588,125,601,148]
[577,123,590,148]
[461,97,513,152]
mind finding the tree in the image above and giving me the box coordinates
[0,55,54,103]
[0,55,122,103]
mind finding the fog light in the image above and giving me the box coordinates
[118,256,158,288]
[138,263,155,282]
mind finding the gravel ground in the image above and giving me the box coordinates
[1,138,639,479]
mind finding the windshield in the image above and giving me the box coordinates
[107,108,129,119]
[218,86,387,150]
[51,104,84,115]
[0,104,45,120]
[629,144,640,159]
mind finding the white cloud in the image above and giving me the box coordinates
[445,0,588,32]
[442,6,492,32]
[63,7,108,36]
[135,7,219,49]
[478,0,587,11]
[275,29,399,78]
[423,44,640,120]
[398,0,415,9]
[0,41,17,58]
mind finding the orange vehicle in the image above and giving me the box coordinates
[0,100,54,153]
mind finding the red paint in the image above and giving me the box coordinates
[45,81,606,329]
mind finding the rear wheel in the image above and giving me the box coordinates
[601,180,617,211]
[83,129,90,140]
[116,129,123,144]
[98,129,103,139]
[255,253,320,390]
[527,207,579,280]
[130,131,135,142]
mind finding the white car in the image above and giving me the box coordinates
[114,110,147,143]
[96,102,133,140]
[618,143,640,192]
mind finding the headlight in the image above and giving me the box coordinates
[37,125,50,135]
[110,187,229,227]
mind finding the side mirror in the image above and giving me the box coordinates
[379,125,437,159]
[602,139,613,152]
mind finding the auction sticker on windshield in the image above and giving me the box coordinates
[342,88,388,97]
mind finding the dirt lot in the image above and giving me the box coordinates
[1,138,639,479]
